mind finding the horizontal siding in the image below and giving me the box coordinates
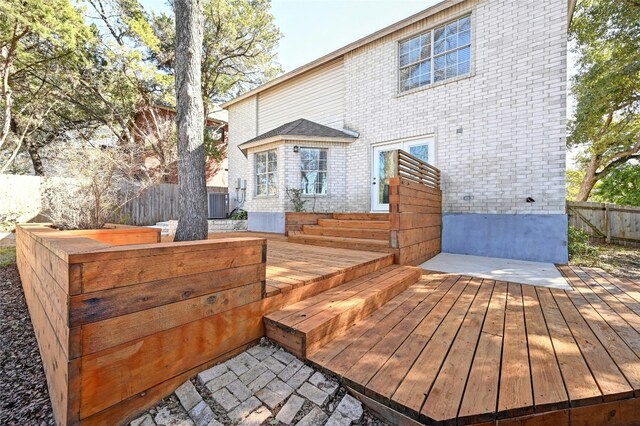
[258,59,345,134]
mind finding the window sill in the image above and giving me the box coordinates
[395,72,475,98]
[253,195,278,199]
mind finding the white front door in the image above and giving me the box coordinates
[371,137,435,211]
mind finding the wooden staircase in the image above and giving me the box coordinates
[264,264,422,359]
[287,213,392,253]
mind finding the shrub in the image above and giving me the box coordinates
[229,209,247,220]
[285,188,307,212]
[568,226,600,259]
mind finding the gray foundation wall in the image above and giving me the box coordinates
[248,212,286,234]
[442,214,568,264]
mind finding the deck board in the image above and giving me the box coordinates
[307,266,640,425]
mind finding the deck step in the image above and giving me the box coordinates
[302,225,389,241]
[264,265,422,358]
[288,232,393,253]
[332,213,390,221]
[317,219,390,230]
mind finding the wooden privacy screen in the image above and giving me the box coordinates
[15,224,266,425]
[389,176,442,265]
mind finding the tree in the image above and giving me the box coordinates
[566,169,585,201]
[151,0,282,115]
[0,0,91,174]
[569,0,640,201]
[591,162,640,206]
[41,138,153,229]
[173,0,208,241]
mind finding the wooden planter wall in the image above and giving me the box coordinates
[15,225,267,425]
[389,177,442,265]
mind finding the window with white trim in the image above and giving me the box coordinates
[300,147,328,195]
[399,15,471,92]
[255,149,277,196]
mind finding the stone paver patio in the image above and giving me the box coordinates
[130,340,384,426]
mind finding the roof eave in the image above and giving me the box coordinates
[238,134,356,156]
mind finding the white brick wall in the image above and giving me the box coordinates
[227,0,567,215]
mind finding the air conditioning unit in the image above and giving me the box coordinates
[208,192,229,219]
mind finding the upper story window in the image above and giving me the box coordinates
[399,15,471,92]
[300,147,328,195]
[255,149,277,196]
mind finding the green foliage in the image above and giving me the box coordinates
[229,209,247,220]
[568,226,600,259]
[591,162,640,206]
[569,0,640,197]
[150,0,282,111]
[285,188,307,212]
[566,169,585,201]
[0,247,16,268]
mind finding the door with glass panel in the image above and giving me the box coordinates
[371,138,434,211]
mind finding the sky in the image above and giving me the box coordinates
[270,0,440,72]
[140,0,439,72]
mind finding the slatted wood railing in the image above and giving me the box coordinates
[389,149,442,265]
[393,149,440,189]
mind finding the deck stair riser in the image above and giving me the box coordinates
[317,219,390,230]
[302,225,389,241]
[288,232,393,253]
[264,265,422,359]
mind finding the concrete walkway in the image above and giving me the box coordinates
[420,253,571,289]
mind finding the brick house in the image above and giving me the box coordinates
[223,0,573,263]
[132,104,229,187]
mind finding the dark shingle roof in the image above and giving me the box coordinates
[240,119,357,146]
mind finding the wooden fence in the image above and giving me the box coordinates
[119,184,227,226]
[567,201,640,246]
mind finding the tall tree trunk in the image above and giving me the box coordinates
[26,140,45,176]
[173,0,208,242]
[576,156,599,201]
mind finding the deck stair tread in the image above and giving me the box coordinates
[302,225,389,240]
[287,213,393,253]
[264,264,422,358]
[332,213,390,221]
[288,231,392,253]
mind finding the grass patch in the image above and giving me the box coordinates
[570,242,640,281]
[0,247,16,268]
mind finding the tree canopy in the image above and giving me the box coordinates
[569,0,640,201]
[0,0,281,177]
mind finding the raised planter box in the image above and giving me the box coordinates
[15,224,266,425]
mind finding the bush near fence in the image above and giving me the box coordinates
[0,174,227,228]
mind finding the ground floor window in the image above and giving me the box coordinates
[300,147,328,195]
[255,149,277,196]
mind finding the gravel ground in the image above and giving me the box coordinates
[571,243,640,281]
[0,263,55,426]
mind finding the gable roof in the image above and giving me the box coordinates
[223,0,577,110]
[237,118,357,155]
[222,0,466,108]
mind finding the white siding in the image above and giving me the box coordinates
[257,59,345,134]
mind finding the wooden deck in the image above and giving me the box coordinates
[164,231,396,298]
[308,265,640,425]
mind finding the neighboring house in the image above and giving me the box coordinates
[133,104,229,187]
[223,0,573,263]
